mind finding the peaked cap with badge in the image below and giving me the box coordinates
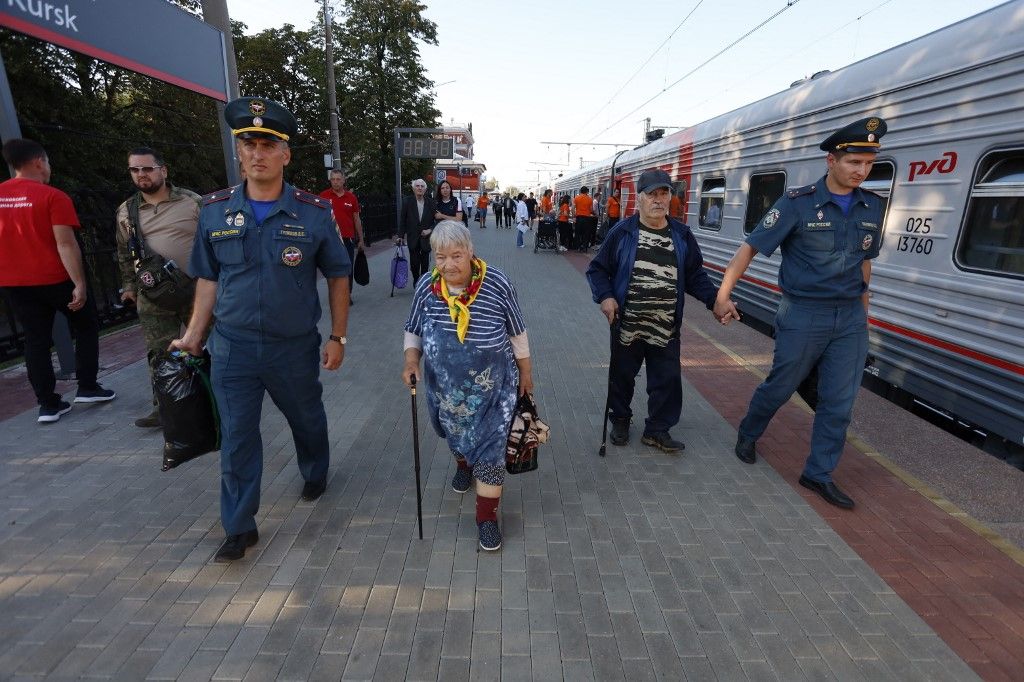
[819,116,887,154]
[225,96,297,142]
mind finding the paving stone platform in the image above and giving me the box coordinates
[0,220,984,680]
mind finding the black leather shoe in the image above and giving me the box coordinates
[301,479,327,501]
[735,435,757,464]
[610,418,630,446]
[214,529,259,562]
[799,475,855,509]
[641,431,685,454]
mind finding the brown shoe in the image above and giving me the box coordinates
[134,408,162,428]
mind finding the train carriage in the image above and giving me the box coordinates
[554,1,1024,452]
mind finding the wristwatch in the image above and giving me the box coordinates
[329,334,347,345]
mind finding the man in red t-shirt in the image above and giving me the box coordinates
[0,139,116,422]
[319,169,365,298]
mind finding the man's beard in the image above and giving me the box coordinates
[137,178,165,195]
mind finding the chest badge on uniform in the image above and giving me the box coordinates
[139,271,155,287]
[281,246,303,266]
[817,210,824,220]
[862,234,873,250]
[763,208,780,229]
[233,213,245,227]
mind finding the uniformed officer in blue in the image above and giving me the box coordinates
[713,116,888,509]
[172,97,351,561]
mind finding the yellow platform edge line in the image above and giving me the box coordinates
[684,321,1024,569]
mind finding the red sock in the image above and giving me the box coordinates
[476,494,499,523]
[456,458,470,470]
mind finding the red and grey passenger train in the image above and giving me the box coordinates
[552,1,1024,455]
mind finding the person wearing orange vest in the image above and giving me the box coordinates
[669,185,684,219]
[606,189,621,234]
[476,193,490,228]
[557,195,572,252]
[573,186,597,252]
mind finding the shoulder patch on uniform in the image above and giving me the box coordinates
[294,189,329,209]
[202,188,233,205]
[786,184,815,199]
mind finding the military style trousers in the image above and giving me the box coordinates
[137,294,192,404]
[608,334,682,435]
[738,297,868,483]
[208,327,330,535]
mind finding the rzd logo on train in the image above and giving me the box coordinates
[908,151,957,182]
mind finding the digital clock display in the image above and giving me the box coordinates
[398,137,454,159]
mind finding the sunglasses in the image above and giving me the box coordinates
[128,165,163,174]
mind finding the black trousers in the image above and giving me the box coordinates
[608,333,682,435]
[4,280,101,406]
[574,216,597,250]
[409,243,430,283]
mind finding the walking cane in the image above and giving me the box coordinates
[409,374,424,539]
[598,316,617,457]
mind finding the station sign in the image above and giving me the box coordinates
[0,0,229,100]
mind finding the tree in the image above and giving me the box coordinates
[334,0,441,196]
[231,21,330,191]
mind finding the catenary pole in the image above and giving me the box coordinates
[323,0,342,170]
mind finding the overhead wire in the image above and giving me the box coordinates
[583,0,803,144]
[668,0,894,121]
[566,0,705,141]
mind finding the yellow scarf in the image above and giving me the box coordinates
[431,257,487,343]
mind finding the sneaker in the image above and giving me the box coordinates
[38,400,72,423]
[610,417,630,446]
[452,467,472,494]
[75,384,116,403]
[558,246,567,252]
[641,431,685,454]
[134,408,162,428]
[478,521,502,551]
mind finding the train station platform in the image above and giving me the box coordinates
[1,217,1023,680]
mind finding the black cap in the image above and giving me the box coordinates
[819,116,887,153]
[637,168,672,193]
[224,97,296,142]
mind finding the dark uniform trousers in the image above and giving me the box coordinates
[739,297,868,482]
[210,326,329,535]
[609,333,682,435]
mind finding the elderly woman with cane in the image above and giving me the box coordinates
[402,220,533,551]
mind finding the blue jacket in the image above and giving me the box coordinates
[586,214,718,332]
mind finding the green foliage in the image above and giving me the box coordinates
[0,0,441,200]
[334,0,442,196]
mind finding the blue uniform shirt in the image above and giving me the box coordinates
[191,181,352,339]
[745,175,883,301]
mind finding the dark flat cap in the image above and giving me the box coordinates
[225,97,297,142]
[819,116,887,153]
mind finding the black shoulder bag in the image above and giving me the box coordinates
[126,194,195,310]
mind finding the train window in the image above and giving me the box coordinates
[699,178,725,230]
[861,161,895,222]
[744,172,786,233]
[956,151,1024,277]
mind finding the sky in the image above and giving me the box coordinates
[226,0,1010,191]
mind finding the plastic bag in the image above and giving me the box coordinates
[353,248,369,286]
[154,351,220,471]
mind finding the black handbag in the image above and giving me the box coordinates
[505,393,550,474]
[126,194,195,310]
[353,248,369,286]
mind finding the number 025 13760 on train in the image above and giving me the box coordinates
[552,2,1024,454]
